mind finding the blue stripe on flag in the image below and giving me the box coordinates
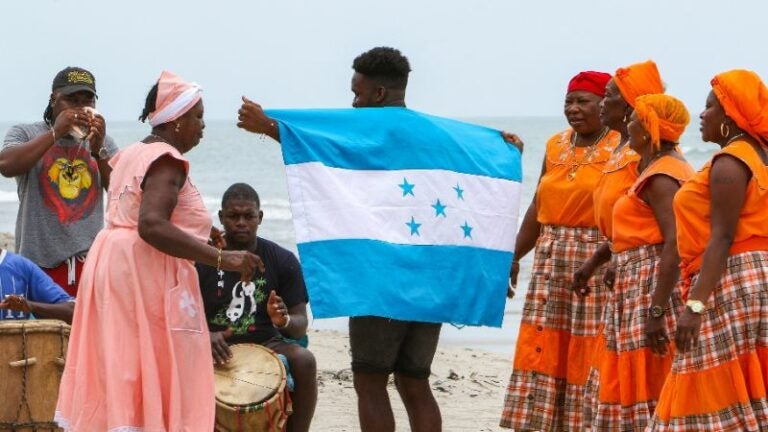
[299,239,511,327]
[266,108,522,182]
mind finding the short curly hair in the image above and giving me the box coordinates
[352,47,411,90]
[222,183,260,209]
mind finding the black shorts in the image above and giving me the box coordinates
[349,316,442,379]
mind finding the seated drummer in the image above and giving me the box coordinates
[0,248,75,323]
[196,183,317,432]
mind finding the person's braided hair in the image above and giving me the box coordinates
[138,83,159,122]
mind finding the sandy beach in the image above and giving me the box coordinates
[309,328,512,431]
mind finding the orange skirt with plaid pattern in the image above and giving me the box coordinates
[501,225,608,431]
[584,244,682,431]
[648,251,768,432]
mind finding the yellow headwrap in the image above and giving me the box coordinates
[614,60,665,108]
[634,94,690,151]
[711,69,768,145]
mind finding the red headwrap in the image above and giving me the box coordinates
[567,71,612,97]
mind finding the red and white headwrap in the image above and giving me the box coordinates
[148,70,202,127]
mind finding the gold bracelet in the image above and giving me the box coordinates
[216,248,222,272]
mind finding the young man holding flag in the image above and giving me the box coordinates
[237,47,522,432]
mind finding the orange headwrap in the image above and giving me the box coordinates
[711,69,768,145]
[634,94,690,150]
[613,60,665,108]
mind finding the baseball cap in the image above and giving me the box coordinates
[52,67,97,97]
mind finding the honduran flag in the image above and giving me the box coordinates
[267,107,522,327]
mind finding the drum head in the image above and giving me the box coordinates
[214,344,283,406]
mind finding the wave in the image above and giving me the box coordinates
[201,196,293,221]
[0,190,18,203]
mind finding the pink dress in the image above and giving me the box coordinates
[55,142,215,432]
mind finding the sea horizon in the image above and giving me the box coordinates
[0,116,719,354]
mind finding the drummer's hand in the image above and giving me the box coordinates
[210,329,233,365]
[220,250,265,282]
[267,290,289,328]
[0,295,31,313]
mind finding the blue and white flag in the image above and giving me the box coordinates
[267,107,522,327]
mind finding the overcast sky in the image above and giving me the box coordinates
[1,0,765,122]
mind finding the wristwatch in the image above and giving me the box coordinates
[649,305,665,318]
[91,146,110,161]
[685,299,706,314]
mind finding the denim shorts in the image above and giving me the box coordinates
[349,316,442,379]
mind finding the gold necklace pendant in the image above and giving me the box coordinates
[567,167,577,181]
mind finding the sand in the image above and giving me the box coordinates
[308,328,512,431]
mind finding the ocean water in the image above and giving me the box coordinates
[0,117,717,355]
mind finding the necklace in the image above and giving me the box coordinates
[563,127,610,181]
[725,133,746,146]
[146,134,168,143]
[217,268,225,297]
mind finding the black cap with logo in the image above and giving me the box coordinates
[51,67,97,97]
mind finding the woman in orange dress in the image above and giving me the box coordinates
[648,70,768,431]
[55,71,263,431]
[574,60,664,293]
[589,94,694,431]
[501,71,620,431]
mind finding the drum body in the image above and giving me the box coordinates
[214,344,292,432]
[0,320,69,432]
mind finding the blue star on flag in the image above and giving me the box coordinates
[453,184,464,200]
[399,178,415,197]
[431,199,447,217]
[461,221,473,239]
[406,216,422,236]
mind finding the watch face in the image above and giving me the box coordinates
[650,305,664,318]
[98,147,109,158]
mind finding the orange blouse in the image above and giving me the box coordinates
[612,155,694,253]
[593,143,640,240]
[536,128,621,227]
[674,140,768,277]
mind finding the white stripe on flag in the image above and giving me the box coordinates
[285,162,520,252]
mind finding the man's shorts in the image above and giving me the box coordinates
[349,316,442,379]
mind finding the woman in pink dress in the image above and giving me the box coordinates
[55,71,264,431]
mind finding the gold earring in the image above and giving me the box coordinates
[720,122,730,138]
[175,122,181,133]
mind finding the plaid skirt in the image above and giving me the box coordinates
[583,244,682,431]
[501,225,609,431]
[647,251,768,432]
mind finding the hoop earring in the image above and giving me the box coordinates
[720,122,730,139]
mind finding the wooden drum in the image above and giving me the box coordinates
[214,344,292,432]
[0,320,69,432]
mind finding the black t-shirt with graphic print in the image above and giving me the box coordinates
[196,237,308,344]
